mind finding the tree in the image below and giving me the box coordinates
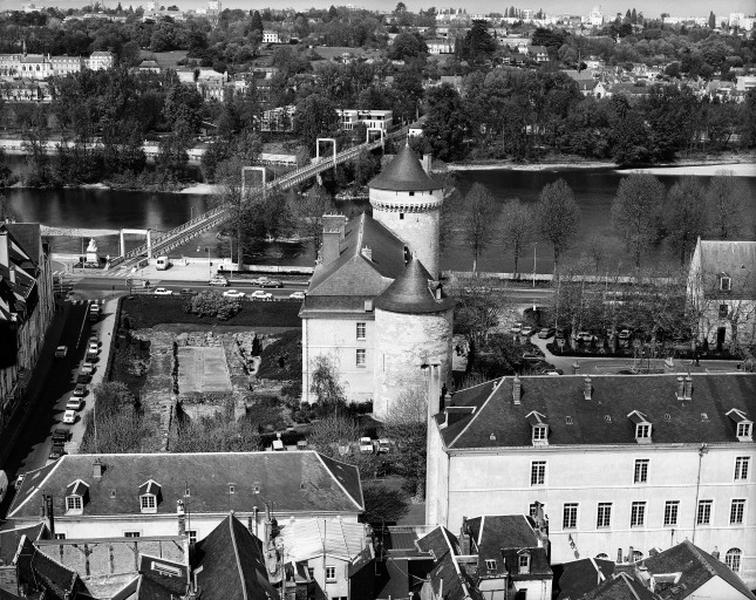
[293,93,339,153]
[310,354,347,413]
[171,400,260,452]
[664,177,708,266]
[461,183,497,273]
[80,382,151,453]
[287,185,331,254]
[706,172,748,239]
[250,9,263,33]
[457,19,497,65]
[536,179,579,272]
[185,290,241,320]
[611,173,664,269]
[453,284,502,347]
[423,84,472,162]
[307,413,360,458]
[499,199,533,275]
[708,11,716,28]
[381,386,427,499]
[388,32,427,61]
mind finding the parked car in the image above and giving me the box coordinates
[153,287,173,296]
[289,291,306,300]
[54,345,68,358]
[62,410,76,424]
[81,362,96,375]
[537,327,556,339]
[359,437,374,454]
[208,276,229,286]
[49,443,65,460]
[179,288,196,296]
[88,334,100,346]
[520,325,537,337]
[76,373,91,384]
[618,329,632,341]
[576,331,596,343]
[14,473,25,490]
[509,322,523,335]
[88,341,100,354]
[65,397,83,411]
[73,384,87,397]
[248,290,273,301]
[522,352,544,362]
[377,439,391,454]
[222,289,246,299]
[51,428,69,443]
[259,278,283,288]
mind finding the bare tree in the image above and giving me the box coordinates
[537,178,579,272]
[706,171,748,239]
[310,354,347,412]
[499,198,533,276]
[461,182,498,273]
[611,173,664,269]
[287,185,332,254]
[382,385,427,499]
[664,177,708,266]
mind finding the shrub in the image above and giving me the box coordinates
[185,290,240,319]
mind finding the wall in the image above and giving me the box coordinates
[428,444,756,588]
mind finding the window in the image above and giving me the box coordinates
[518,553,530,574]
[633,459,649,483]
[596,503,612,528]
[307,567,315,580]
[735,456,750,480]
[532,425,547,443]
[719,304,729,318]
[664,501,679,526]
[697,500,712,525]
[325,566,337,582]
[725,548,742,573]
[562,503,578,529]
[66,496,83,513]
[356,322,366,340]
[730,499,745,525]
[630,502,646,527]
[54,533,66,540]
[720,275,731,291]
[485,559,497,571]
[409,191,415,197]
[355,348,366,367]
[124,531,141,538]
[530,461,546,486]
[140,494,156,512]
[399,213,405,220]
[736,422,752,440]
[636,423,651,440]
[188,530,197,544]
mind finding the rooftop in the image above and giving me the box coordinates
[374,257,455,315]
[695,239,756,300]
[368,144,442,192]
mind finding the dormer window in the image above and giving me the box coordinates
[727,409,753,442]
[65,479,89,515]
[720,274,732,291]
[627,411,652,444]
[526,411,549,446]
[484,559,497,571]
[518,552,530,574]
[139,479,162,513]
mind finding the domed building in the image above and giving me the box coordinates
[299,145,453,420]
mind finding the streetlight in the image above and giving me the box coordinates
[532,242,537,289]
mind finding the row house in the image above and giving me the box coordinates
[0,223,54,455]
[425,372,756,588]
[0,50,114,81]
[337,109,394,132]
[427,39,455,55]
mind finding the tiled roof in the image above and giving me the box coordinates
[643,540,756,600]
[374,257,454,315]
[697,240,756,300]
[278,518,369,562]
[368,144,442,192]
[553,558,615,600]
[5,222,41,261]
[193,515,277,600]
[438,373,756,449]
[416,527,483,600]
[9,451,363,519]
[579,572,659,600]
[0,522,47,564]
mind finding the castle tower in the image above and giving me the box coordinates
[368,145,444,278]
[372,257,455,421]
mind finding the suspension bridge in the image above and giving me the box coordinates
[107,124,412,273]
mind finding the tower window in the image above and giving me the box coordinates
[399,213,404,220]
[356,349,366,367]
[409,191,415,196]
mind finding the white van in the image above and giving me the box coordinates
[156,256,171,270]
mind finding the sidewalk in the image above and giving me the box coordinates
[66,297,120,453]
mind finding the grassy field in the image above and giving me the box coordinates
[120,296,301,329]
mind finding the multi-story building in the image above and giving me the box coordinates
[0,223,55,446]
[425,373,756,588]
[262,30,282,44]
[687,238,756,350]
[0,50,114,81]
[337,109,393,132]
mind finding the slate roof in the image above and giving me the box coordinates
[437,373,756,449]
[137,554,189,599]
[8,451,363,519]
[15,537,91,599]
[0,522,47,565]
[642,540,756,600]
[374,257,454,314]
[553,558,615,600]
[5,222,42,262]
[697,240,756,300]
[368,144,442,192]
[415,527,483,600]
[579,572,659,600]
[193,515,277,600]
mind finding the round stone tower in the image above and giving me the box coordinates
[369,144,444,278]
[372,257,455,421]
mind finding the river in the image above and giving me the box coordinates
[3,165,755,274]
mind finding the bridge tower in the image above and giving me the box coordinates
[368,144,444,279]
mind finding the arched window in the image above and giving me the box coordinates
[632,550,644,562]
[725,548,742,573]
[595,553,609,559]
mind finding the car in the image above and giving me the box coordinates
[14,473,25,490]
[62,410,76,424]
[509,322,523,335]
[618,329,632,341]
[520,325,537,337]
[55,345,68,358]
[537,327,556,339]
[248,290,273,301]
[222,289,246,299]
[359,437,374,454]
[259,278,283,288]
[377,438,391,454]
[153,287,173,296]
[522,352,544,362]
[179,288,196,296]
[73,384,87,397]
[76,373,91,384]
[66,397,83,411]
[576,331,596,343]
[88,342,100,354]
[51,428,69,443]
[88,334,100,346]
[289,291,306,300]
[49,443,65,460]
[208,276,229,286]
[81,362,96,375]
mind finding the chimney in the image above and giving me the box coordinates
[459,517,471,554]
[320,214,346,265]
[177,500,186,536]
[361,245,372,261]
[676,376,685,400]
[421,153,432,174]
[512,375,522,405]
[42,494,55,536]
[8,266,15,284]
[684,374,693,400]
[583,376,592,401]
[92,459,103,479]
[0,231,8,267]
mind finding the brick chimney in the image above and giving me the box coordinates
[320,214,347,265]
[177,499,186,536]
[512,375,522,405]
[583,376,592,401]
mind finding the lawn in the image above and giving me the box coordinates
[120,296,301,329]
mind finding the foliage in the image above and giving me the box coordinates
[706,172,748,239]
[457,20,497,66]
[307,414,361,458]
[664,177,708,265]
[499,199,533,275]
[171,399,261,452]
[361,483,409,525]
[536,179,579,272]
[460,182,498,272]
[388,32,428,61]
[611,173,665,269]
[310,354,347,412]
[422,84,472,162]
[185,290,241,320]
[287,185,332,253]
[79,382,151,453]
[293,93,339,153]
[452,284,503,346]
[381,386,427,498]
